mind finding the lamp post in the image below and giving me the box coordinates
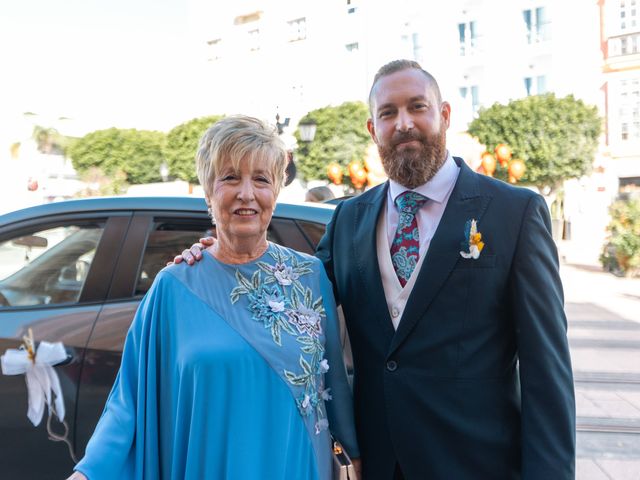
[275,113,290,135]
[275,113,295,185]
[298,119,317,143]
[296,118,318,185]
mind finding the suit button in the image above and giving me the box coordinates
[386,360,398,372]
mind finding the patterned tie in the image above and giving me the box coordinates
[390,191,428,287]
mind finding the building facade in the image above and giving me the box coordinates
[192,0,603,140]
[188,0,627,261]
[599,0,640,191]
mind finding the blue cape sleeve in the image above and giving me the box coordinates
[318,260,360,458]
[74,273,167,479]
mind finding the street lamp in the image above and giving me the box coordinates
[275,113,290,135]
[298,119,317,143]
[275,113,295,185]
[291,117,318,186]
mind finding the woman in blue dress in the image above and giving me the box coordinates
[68,115,359,480]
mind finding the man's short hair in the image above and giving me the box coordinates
[368,59,442,115]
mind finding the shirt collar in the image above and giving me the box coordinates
[388,151,459,205]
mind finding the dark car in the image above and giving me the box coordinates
[0,196,335,479]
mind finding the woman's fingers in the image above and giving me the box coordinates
[198,236,216,246]
[167,240,211,266]
[181,249,195,265]
[190,244,203,258]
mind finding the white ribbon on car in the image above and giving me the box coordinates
[0,329,77,462]
[0,329,66,426]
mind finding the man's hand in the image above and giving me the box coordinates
[352,458,362,479]
[66,472,88,480]
[169,236,215,266]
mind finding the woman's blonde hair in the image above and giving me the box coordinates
[195,115,288,198]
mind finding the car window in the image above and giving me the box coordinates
[295,220,326,250]
[134,219,276,296]
[135,219,215,296]
[134,217,314,296]
[0,223,105,308]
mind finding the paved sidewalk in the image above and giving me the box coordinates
[559,258,640,480]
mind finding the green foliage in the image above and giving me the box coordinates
[295,102,371,183]
[76,167,129,197]
[68,128,166,184]
[165,115,224,184]
[600,198,640,277]
[467,94,601,192]
[32,125,75,156]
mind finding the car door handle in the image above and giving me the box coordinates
[52,353,74,367]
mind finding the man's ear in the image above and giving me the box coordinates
[367,118,377,143]
[440,101,452,129]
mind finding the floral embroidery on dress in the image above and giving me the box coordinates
[229,247,331,434]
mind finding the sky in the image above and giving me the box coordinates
[0,0,605,141]
[0,0,210,135]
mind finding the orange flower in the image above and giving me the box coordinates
[460,219,485,259]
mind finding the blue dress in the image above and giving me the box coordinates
[75,243,358,479]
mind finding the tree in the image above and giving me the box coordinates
[68,128,166,184]
[76,167,129,197]
[467,94,601,194]
[601,197,640,277]
[32,125,74,156]
[295,102,371,183]
[165,115,224,184]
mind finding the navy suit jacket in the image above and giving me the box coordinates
[316,158,575,479]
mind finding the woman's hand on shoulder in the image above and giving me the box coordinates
[168,237,216,266]
[352,458,362,479]
[66,472,88,480]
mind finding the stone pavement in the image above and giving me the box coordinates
[558,251,640,480]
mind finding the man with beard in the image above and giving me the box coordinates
[315,59,575,479]
[176,60,575,479]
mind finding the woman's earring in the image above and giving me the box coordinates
[207,206,215,223]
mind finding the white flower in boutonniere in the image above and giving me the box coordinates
[459,219,485,259]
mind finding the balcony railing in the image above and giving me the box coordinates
[608,32,640,57]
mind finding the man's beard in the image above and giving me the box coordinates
[378,125,447,189]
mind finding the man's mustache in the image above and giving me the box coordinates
[391,131,426,147]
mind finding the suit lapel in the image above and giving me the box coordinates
[353,183,396,338]
[388,158,493,354]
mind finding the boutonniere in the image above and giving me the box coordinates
[459,219,485,259]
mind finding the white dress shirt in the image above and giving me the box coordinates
[377,152,460,329]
